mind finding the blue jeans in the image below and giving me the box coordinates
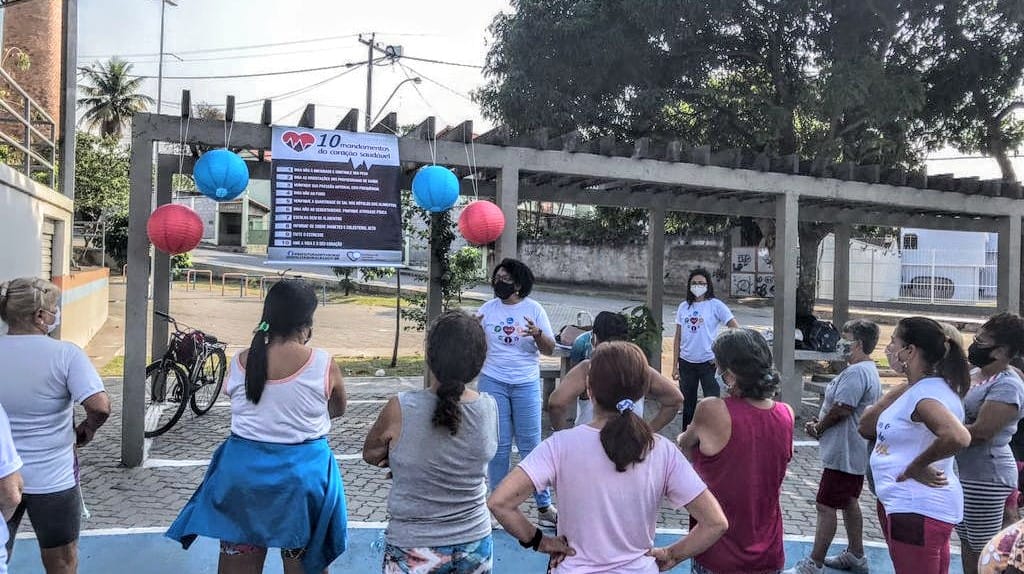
[477,374,552,509]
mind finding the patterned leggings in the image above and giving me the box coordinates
[383,535,492,574]
[220,541,305,560]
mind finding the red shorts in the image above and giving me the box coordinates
[816,468,865,509]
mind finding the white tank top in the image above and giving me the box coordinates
[225,347,332,444]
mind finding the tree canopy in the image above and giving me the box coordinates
[78,57,154,139]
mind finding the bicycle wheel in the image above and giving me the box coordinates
[190,347,226,416]
[144,361,189,438]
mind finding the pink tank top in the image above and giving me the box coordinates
[691,397,794,574]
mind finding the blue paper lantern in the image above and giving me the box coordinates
[411,165,459,212]
[193,148,249,201]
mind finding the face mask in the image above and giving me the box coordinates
[887,345,908,374]
[46,306,61,335]
[493,281,517,300]
[715,371,729,394]
[837,340,854,360]
[967,342,998,368]
[690,285,708,298]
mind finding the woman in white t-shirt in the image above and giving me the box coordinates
[858,316,972,574]
[672,269,738,430]
[167,279,349,574]
[476,258,558,527]
[0,277,110,574]
[488,342,728,573]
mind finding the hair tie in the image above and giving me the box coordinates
[763,372,774,382]
[254,321,270,334]
[616,399,635,414]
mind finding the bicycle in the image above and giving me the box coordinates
[144,310,228,438]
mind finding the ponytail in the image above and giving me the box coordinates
[425,310,487,435]
[937,337,970,397]
[589,342,654,472]
[245,323,270,404]
[600,399,654,472]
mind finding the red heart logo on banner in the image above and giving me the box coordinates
[282,131,316,152]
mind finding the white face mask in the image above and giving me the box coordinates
[46,306,60,335]
[690,285,708,298]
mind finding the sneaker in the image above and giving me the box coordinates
[782,558,823,574]
[537,505,558,528]
[824,549,869,573]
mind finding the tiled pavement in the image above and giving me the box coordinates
[61,375,893,547]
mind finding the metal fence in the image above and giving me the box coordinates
[0,66,56,188]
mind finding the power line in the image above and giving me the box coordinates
[400,55,483,69]
[79,33,363,60]
[81,57,384,81]
[398,61,475,102]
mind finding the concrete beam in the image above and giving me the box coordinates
[832,224,851,330]
[997,214,1022,314]
[495,164,520,264]
[646,207,666,370]
[151,167,172,362]
[774,193,800,411]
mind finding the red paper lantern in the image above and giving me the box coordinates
[458,200,506,245]
[147,204,203,255]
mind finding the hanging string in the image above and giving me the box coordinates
[224,116,234,149]
[177,112,191,177]
[463,130,479,200]
[428,123,437,165]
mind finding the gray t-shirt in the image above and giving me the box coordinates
[386,389,498,548]
[818,360,881,475]
[957,369,1024,487]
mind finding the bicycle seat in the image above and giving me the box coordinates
[204,335,219,344]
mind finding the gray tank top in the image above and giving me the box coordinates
[386,389,498,548]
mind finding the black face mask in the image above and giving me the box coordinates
[493,281,517,300]
[968,342,998,368]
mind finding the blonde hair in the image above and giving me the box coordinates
[0,277,60,330]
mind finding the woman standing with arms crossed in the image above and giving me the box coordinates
[363,310,498,572]
[858,316,972,574]
[167,280,349,574]
[673,269,738,430]
[476,258,558,527]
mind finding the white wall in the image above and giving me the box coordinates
[0,163,72,282]
[817,234,902,302]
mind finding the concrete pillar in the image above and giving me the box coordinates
[241,193,250,250]
[150,167,172,361]
[495,164,519,264]
[997,215,1022,314]
[832,224,851,329]
[123,132,152,467]
[645,206,666,370]
[773,193,800,410]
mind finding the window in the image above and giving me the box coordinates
[902,234,918,250]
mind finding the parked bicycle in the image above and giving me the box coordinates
[144,310,228,437]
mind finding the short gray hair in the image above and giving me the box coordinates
[842,319,879,354]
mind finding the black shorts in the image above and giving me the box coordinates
[5,485,81,552]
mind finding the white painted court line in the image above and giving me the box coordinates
[212,399,386,408]
[793,440,819,447]
[143,453,366,469]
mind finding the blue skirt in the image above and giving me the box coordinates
[166,434,348,573]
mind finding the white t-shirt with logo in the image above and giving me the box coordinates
[478,298,553,384]
[0,335,105,494]
[0,404,22,573]
[675,299,735,363]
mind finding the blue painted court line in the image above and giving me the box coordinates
[10,526,964,573]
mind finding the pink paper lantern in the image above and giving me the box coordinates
[147,204,203,255]
[458,200,506,245]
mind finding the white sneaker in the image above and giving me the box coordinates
[782,558,823,574]
[537,505,558,528]
[824,549,869,573]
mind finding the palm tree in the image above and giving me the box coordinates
[78,58,154,138]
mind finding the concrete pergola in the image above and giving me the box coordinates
[123,92,1024,466]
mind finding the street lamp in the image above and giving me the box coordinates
[371,77,421,126]
[155,0,178,115]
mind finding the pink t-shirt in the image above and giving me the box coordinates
[519,425,707,573]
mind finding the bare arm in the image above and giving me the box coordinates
[76,391,111,447]
[0,470,21,521]
[859,382,909,439]
[725,318,739,329]
[362,397,400,467]
[487,468,575,565]
[807,404,854,439]
[535,332,557,356]
[967,400,1019,444]
[671,325,681,380]
[648,491,728,571]
[646,366,684,432]
[327,360,347,419]
[547,362,588,431]
[898,398,971,487]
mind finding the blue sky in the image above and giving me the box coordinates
[78,0,511,130]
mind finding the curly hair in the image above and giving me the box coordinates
[981,312,1024,358]
[712,328,780,400]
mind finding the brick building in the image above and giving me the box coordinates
[2,0,63,130]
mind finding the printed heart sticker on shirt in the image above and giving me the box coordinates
[502,325,515,335]
[689,317,699,325]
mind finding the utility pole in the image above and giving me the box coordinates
[363,32,374,131]
[155,0,178,115]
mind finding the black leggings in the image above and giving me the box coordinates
[679,358,719,430]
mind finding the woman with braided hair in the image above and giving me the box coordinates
[489,342,726,573]
[363,310,498,573]
[677,328,794,574]
[166,279,349,574]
